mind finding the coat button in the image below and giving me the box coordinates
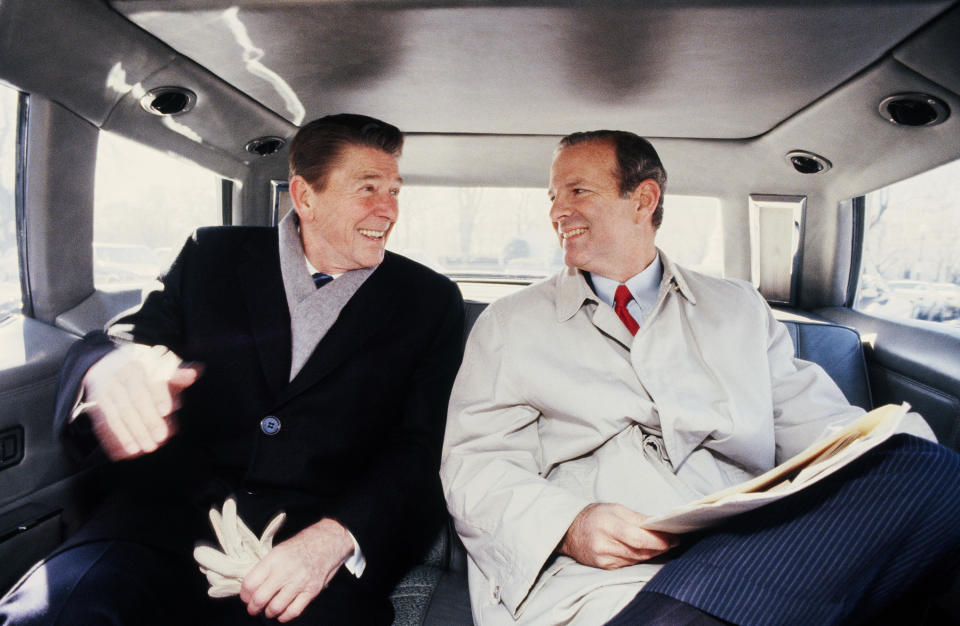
[260,416,281,435]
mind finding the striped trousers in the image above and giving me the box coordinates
[612,435,960,625]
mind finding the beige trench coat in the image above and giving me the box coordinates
[440,254,933,625]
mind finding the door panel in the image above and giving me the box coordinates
[0,316,97,593]
[819,307,960,451]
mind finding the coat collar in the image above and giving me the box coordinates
[555,248,697,325]
[278,210,316,309]
[555,266,598,323]
[277,212,376,379]
[659,250,697,306]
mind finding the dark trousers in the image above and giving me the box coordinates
[608,435,960,626]
[0,539,392,625]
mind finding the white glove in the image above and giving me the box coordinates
[78,342,202,460]
[193,497,286,598]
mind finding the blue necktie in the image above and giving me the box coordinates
[312,272,333,289]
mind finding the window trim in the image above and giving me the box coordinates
[14,91,30,318]
[845,195,865,308]
[220,179,234,226]
[748,194,806,305]
[270,180,290,226]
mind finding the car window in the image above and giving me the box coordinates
[94,131,222,290]
[388,186,722,298]
[855,157,960,326]
[0,84,20,317]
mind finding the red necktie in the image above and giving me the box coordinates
[614,284,640,336]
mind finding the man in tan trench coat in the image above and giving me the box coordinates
[440,130,958,625]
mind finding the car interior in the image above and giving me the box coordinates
[1,1,959,623]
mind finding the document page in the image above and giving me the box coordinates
[639,403,910,534]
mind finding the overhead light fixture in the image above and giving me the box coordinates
[139,86,196,116]
[245,136,285,157]
[878,93,949,127]
[785,150,831,175]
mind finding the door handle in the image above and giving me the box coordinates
[0,425,24,471]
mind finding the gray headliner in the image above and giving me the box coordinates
[1,0,959,309]
[2,0,956,195]
[114,1,951,138]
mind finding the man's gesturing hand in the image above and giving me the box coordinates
[81,343,202,460]
[240,519,354,623]
[559,503,678,569]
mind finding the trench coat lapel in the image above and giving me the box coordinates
[592,306,634,348]
[555,268,634,348]
[238,238,292,397]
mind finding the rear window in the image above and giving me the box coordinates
[94,131,222,290]
[0,85,20,317]
[855,157,960,327]
[388,186,723,299]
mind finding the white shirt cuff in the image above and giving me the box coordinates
[70,386,96,423]
[343,529,366,578]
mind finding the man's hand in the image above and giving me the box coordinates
[240,518,354,623]
[559,503,678,569]
[81,343,202,460]
[194,497,287,598]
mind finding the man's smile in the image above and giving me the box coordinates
[561,227,588,240]
[358,228,388,240]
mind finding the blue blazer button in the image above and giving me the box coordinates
[260,416,281,435]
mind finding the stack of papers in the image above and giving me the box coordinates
[639,403,910,534]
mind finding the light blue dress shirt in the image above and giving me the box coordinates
[589,253,663,328]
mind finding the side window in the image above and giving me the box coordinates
[387,186,723,299]
[855,158,960,326]
[0,85,20,317]
[94,131,222,290]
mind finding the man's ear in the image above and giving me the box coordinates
[631,179,661,224]
[289,175,315,222]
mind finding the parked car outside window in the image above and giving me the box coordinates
[856,157,960,326]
